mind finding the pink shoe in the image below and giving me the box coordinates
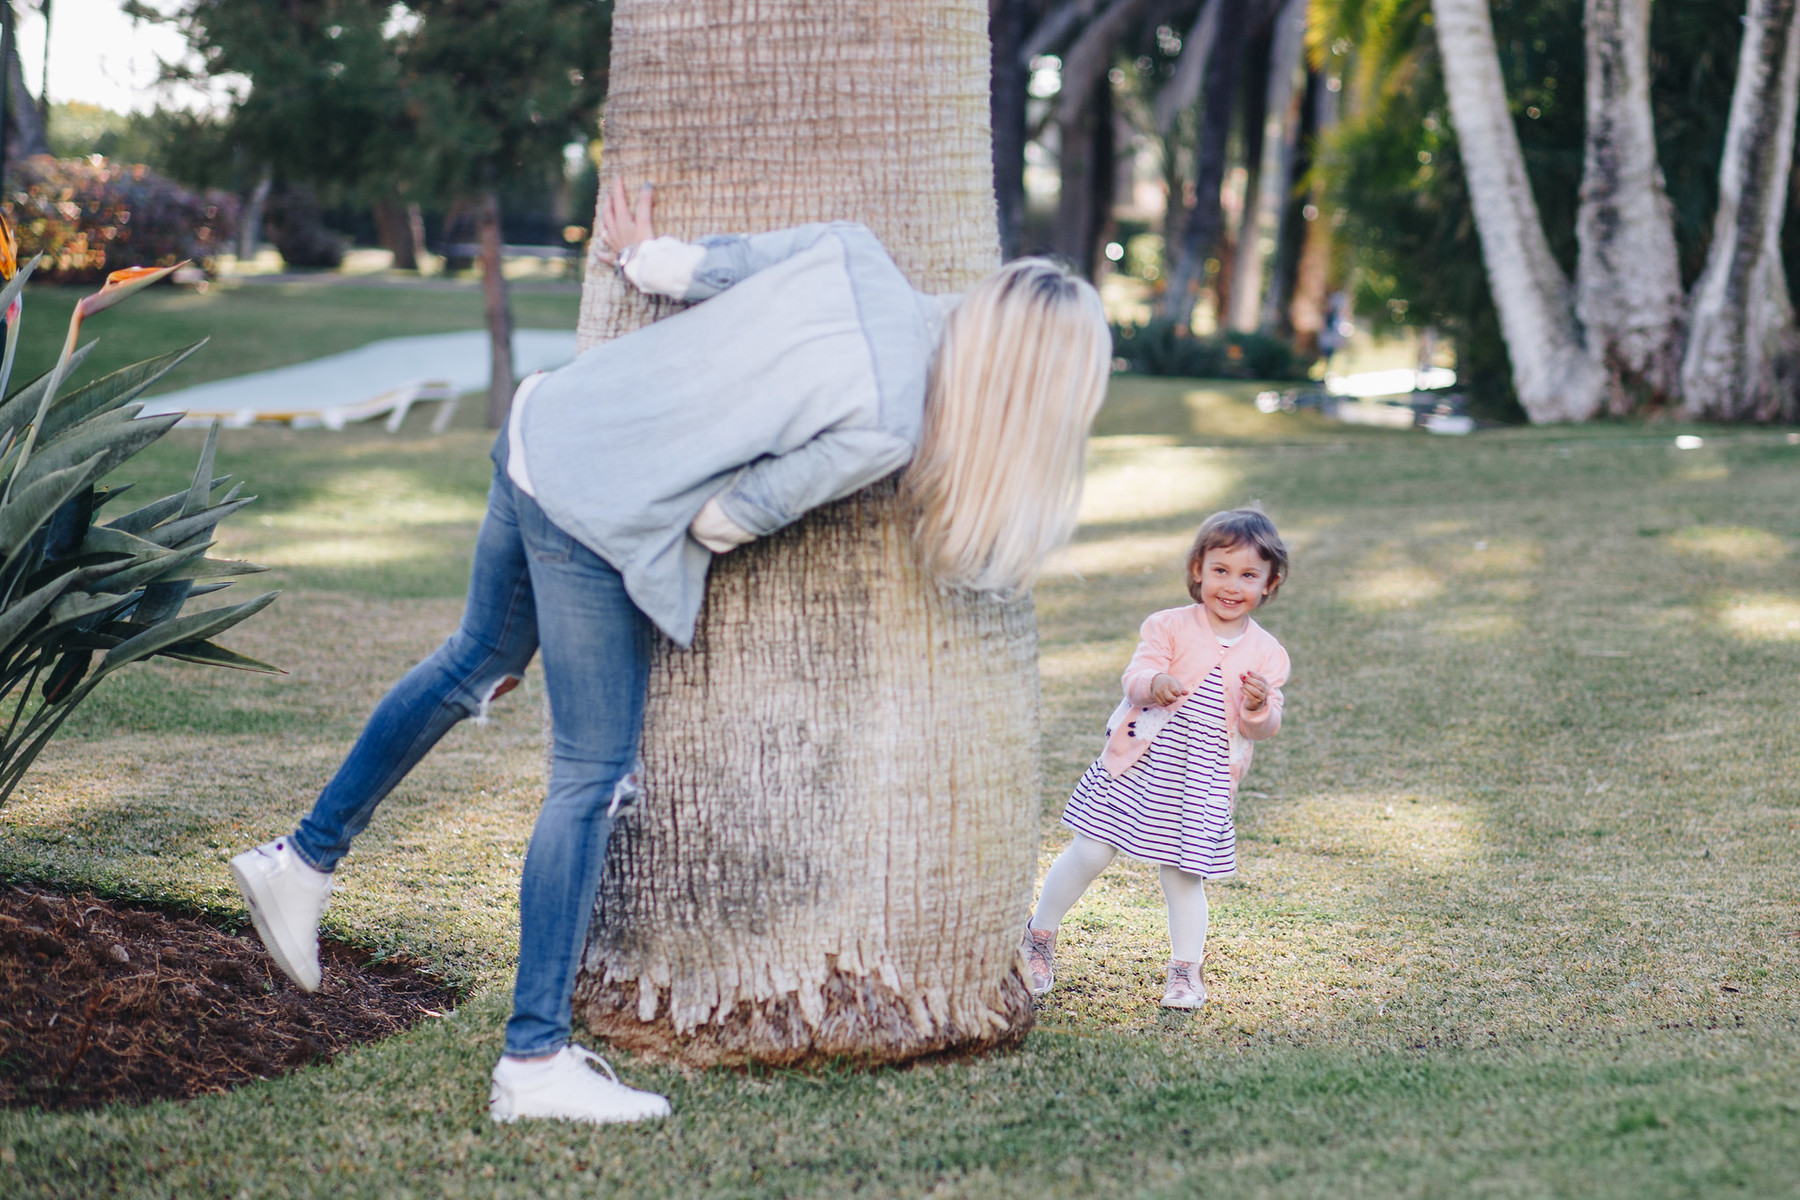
[1021,926,1057,997]
[1161,958,1207,1009]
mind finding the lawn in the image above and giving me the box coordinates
[2,344,1798,1197]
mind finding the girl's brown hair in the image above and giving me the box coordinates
[1185,508,1289,605]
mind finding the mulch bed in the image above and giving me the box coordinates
[0,883,458,1112]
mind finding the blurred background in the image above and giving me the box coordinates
[0,0,1785,424]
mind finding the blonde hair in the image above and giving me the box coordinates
[902,257,1111,594]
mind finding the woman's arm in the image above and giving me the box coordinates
[708,425,914,542]
[594,178,877,303]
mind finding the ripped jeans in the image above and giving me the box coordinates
[290,462,654,1057]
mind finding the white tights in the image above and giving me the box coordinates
[1028,832,1209,962]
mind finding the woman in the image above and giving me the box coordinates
[229,180,1112,1125]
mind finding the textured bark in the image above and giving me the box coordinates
[1680,0,1800,422]
[1575,0,1685,411]
[1161,0,1247,320]
[569,0,1039,1068]
[479,190,515,428]
[1227,0,1306,333]
[1432,0,1607,422]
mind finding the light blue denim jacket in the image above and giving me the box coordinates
[512,222,951,646]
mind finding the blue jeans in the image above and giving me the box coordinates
[291,463,654,1057]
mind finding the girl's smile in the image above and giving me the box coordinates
[1192,542,1273,636]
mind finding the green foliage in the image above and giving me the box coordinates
[1310,0,1747,420]
[1112,318,1306,381]
[0,269,277,807]
[129,0,611,212]
[6,158,238,285]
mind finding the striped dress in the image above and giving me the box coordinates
[1060,663,1237,878]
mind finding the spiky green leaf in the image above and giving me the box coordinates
[153,638,283,674]
[40,342,208,442]
[9,412,180,498]
[0,342,97,437]
[97,591,279,676]
[0,453,108,566]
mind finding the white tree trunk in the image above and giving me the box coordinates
[1228,0,1308,334]
[1432,0,1607,422]
[1681,0,1800,422]
[569,0,1040,1067]
[1574,0,1686,411]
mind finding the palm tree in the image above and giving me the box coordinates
[1680,0,1800,422]
[568,0,1041,1067]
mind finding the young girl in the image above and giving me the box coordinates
[1023,508,1291,1008]
[226,179,1113,1125]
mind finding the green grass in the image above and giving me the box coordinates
[3,358,1800,1197]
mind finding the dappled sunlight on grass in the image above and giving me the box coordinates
[255,468,489,533]
[1719,594,1800,641]
[263,534,448,568]
[1665,524,1789,564]
[1042,531,1192,580]
[1077,436,1242,527]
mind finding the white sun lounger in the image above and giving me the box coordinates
[138,328,580,432]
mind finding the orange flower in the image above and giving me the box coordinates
[75,262,185,318]
[0,210,16,282]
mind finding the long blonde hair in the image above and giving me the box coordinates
[902,257,1111,595]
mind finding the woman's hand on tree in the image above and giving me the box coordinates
[1149,673,1188,706]
[595,177,656,267]
[1240,671,1269,712]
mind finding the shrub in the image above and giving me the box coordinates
[0,248,277,805]
[6,156,238,285]
[1111,318,1309,382]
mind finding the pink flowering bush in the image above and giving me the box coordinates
[5,156,238,284]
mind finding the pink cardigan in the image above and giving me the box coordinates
[1100,605,1290,784]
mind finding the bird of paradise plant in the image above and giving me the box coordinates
[0,210,279,805]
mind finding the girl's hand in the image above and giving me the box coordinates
[595,178,656,267]
[1240,671,1269,712]
[1150,673,1189,706]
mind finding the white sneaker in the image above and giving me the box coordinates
[229,837,333,992]
[489,1045,672,1125]
[1161,958,1207,1009]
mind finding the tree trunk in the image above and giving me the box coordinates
[1680,0,1800,422]
[1053,72,1115,277]
[407,201,430,275]
[1431,0,1606,422]
[479,189,515,428]
[237,167,273,263]
[1574,0,1685,412]
[3,28,46,160]
[1229,1,1307,334]
[375,197,420,271]
[1289,67,1338,353]
[1260,63,1321,335]
[569,0,1039,1068]
[1160,0,1246,321]
[991,0,1029,260]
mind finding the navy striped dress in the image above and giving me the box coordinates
[1061,664,1237,878]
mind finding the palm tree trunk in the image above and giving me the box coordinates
[1289,66,1339,354]
[1161,0,1247,322]
[479,189,515,428]
[1229,0,1306,334]
[1431,0,1606,422]
[569,0,1039,1068]
[1574,0,1685,411]
[1680,0,1800,422]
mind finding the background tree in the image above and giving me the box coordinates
[132,0,609,426]
[570,0,1039,1067]
[393,0,609,425]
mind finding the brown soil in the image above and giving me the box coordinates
[0,883,457,1112]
